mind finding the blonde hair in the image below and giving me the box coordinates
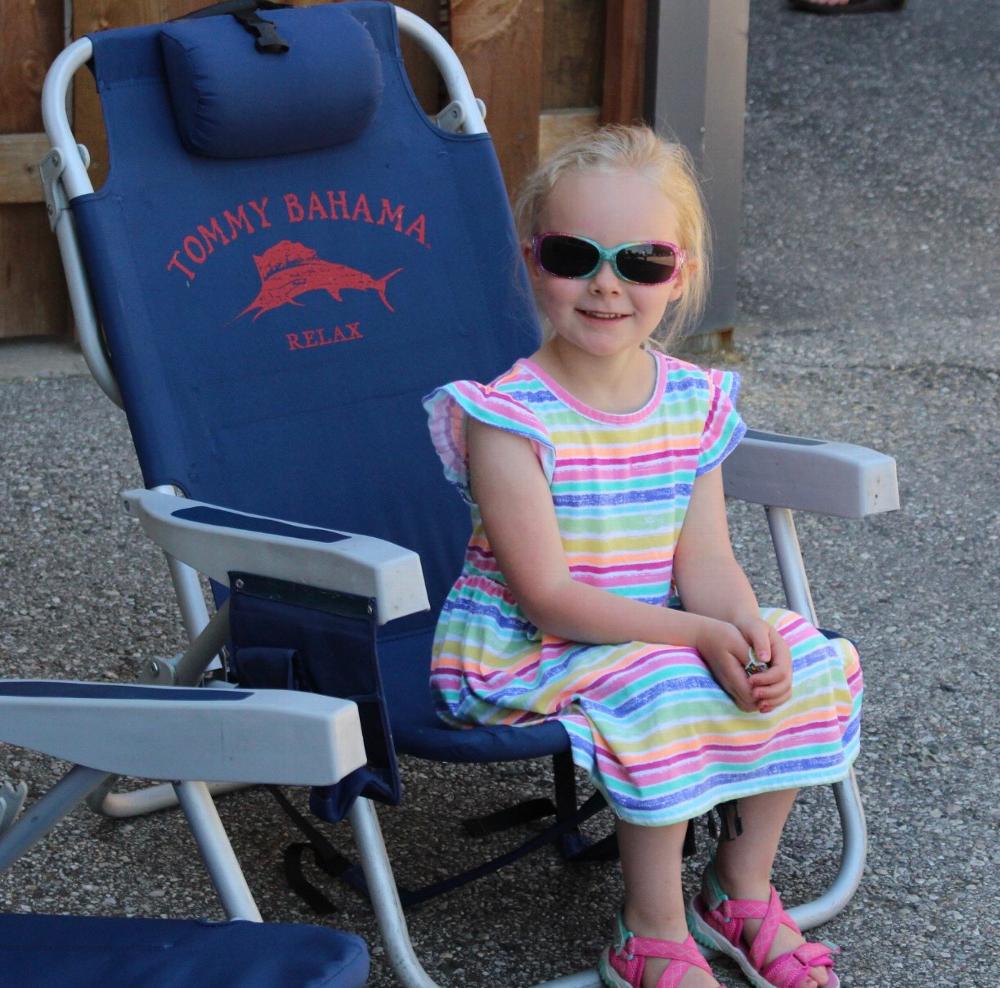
[514,124,710,347]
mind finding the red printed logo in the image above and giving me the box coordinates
[234,239,402,321]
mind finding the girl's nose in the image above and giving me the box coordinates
[589,260,621,293]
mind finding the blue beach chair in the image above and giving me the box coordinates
[24,2,899,984]
[0,682,370,987]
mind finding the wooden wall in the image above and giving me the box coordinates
[0,0,645,339]
[0,0,69,338]
[452,0,645,196]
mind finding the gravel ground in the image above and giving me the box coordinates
[1,0,997,985]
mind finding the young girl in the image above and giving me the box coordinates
[423,125,859,988]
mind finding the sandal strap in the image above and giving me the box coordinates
[761,940,837,987]
[747,886,797,969]
[700,864,839,985]
[704,874,802,970]
[611,913,714,987]
[625,933,711,968]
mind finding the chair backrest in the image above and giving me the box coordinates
[72,2,541,624]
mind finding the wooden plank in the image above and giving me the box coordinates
[542,0,605,110]
[1,0,68,338]
[0,207,68,338]
[450,0,544,197]
[0,0,63,132]
[601,0,646,125]
[0,133,49,204]
[538,107,599,161]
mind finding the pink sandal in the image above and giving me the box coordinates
[600,911,723,988]
[686,865,840,988]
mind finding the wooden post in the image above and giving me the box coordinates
[450,0,545,197]
[601,0,646,126]
[646,0,749,343]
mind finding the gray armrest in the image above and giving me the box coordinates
[122,489,429,624]
[0,681,365,785]
[722,429,900,518]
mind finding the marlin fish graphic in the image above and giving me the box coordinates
[235,240,402,321]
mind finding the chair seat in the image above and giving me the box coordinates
[0,913,369,987]
[379,628,570,762]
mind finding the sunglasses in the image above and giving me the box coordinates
[531,233,687,287]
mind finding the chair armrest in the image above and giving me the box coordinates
[121,489,429,624]
[722,429,900,518]
[0,681,365,785]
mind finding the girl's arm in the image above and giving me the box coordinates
[673,467,793,712]
[672,466,759,625]
[468,418,717,649]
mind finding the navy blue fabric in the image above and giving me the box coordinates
[72,2,563,771]
[174,505,349,542]
[229,582,401,821]
[230,646,300,689]
[0,913,368,987]
[379,627,570,761]
[0,681,248,701]
[160,6,382,158]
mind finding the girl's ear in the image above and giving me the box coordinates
[523,240,541,284]
[668,257,695,303]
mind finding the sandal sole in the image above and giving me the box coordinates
[686,901,839,988]
[598,946,726,988]
[597,953,632,988]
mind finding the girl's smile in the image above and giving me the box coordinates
[577,309,628,319]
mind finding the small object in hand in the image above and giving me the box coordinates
[744,647,769,677]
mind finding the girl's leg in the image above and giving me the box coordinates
[710,788,830,988]
[617,819,717,988]
[713,788,797,896]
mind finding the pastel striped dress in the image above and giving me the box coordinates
[422,351,862,826]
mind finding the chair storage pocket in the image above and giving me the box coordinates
[231,646,299,690]
[229,574,401,821]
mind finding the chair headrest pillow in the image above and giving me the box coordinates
[159,4,383,159]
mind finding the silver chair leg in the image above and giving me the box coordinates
[0,765,109,872]
[347,797,604,988]
[788,771,867,931]
[174,780,261,922]
[94,780,248,818]
[348,798,440,988]
[88,601,235,818]
[765,506,868,929]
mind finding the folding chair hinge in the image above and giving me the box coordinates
[39,145,91,232]
[0,780,28,837]
[434,98,487,134]
[138,653,184,686]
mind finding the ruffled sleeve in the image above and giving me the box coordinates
[696,367,747,476]
[423,380,556,504]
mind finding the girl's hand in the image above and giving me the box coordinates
[694,618,758,712]
[735,616,793,714]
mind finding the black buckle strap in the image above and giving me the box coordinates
[269,787,352,914]
[461,796,556,837]
[177,0,291,54]
[706,799,743,842]
[233,5,290,53]
[270,785,610,913]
